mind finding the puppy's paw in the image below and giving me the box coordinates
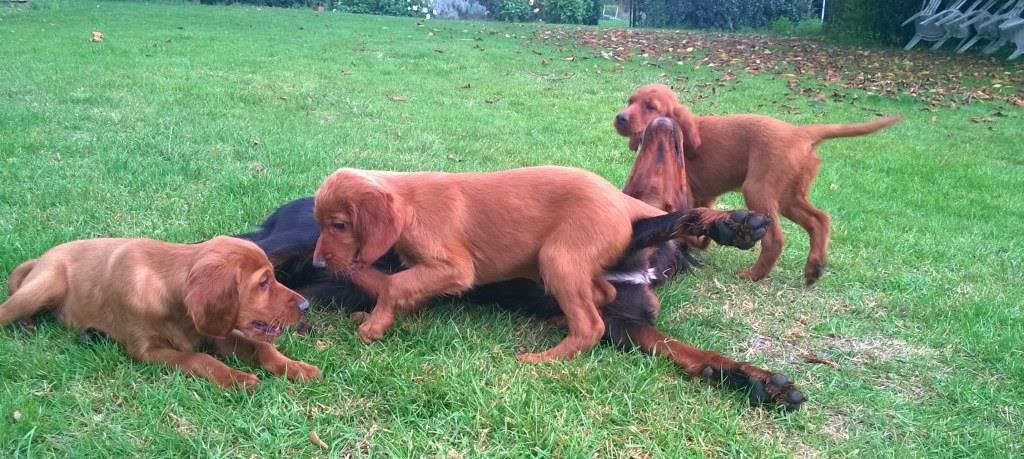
[357,320,386,343]
[283,360,322,382]
[702,365,806,411]
[737,268,766,282]
[709,210,770,250]
[516,352,550,363]
[804,263,825,285]
[228,370,261,390]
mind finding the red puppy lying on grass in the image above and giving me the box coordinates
[311,166,758,363]
[0,236,320,389]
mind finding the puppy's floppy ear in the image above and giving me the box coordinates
[671,103,701,152]
[628,135,642,151]
[184,256,241,338]
[353,187,402,266]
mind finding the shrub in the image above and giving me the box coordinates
[432,0,490,19]
[686,0,814,30]
[634,0,815,30]
[199,0,317,6]
[823,0,920,45]
[331,0,433,17]
[495,0,536,21]
[584,0,602,25]
[542,0,587,24]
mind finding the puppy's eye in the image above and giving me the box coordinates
[331,222,347,232]
[259,277,271,290]
[645,102,657,111]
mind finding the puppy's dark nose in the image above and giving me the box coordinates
[297,299,310,313]
[615,112,629,125]
[311,256,327,268]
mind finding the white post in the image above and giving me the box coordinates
[821,0,827,23]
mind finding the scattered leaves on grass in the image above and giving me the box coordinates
[17,319,35,334]
[802,352,840,369]
[446,154,462,162]
[168,412,195,436]
[388,95,406,102]
[250,161,267,177]
[485,97,501,104]
[250,137,261,147]
[309,431,328,450]
[90,31,104,43]
[11,411,21,423]
[460,83,471,89]
[535,28,1024,106]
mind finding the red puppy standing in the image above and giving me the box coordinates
[311,166,669,362]
[615,83,902,284]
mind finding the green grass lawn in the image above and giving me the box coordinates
[2,1,1022,457]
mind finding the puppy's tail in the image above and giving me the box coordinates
[2,259,64,327]
[801,115,903,146]
[7,259,37,294]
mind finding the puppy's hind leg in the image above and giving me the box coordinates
[0,260,66,327]
[519,254,608,362]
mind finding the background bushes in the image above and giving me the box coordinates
[199,0,817,28]
[634,0,816,30]
[823,0,920,45]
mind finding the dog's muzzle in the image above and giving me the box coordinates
[615,112,629,126]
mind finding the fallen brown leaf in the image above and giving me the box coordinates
[388,95,406,102]
[90,31,104,43]
[11,411,21,423]
[802,353,840,369]
[309,431,328,450]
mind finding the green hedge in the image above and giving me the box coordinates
[634,0,815,30]
[823,0,920,45]
[199,0,600,24]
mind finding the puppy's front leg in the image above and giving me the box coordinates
[355,261,474,343]
[345,266,390,297]
[214,334,321,382]
[132,346,259,389]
